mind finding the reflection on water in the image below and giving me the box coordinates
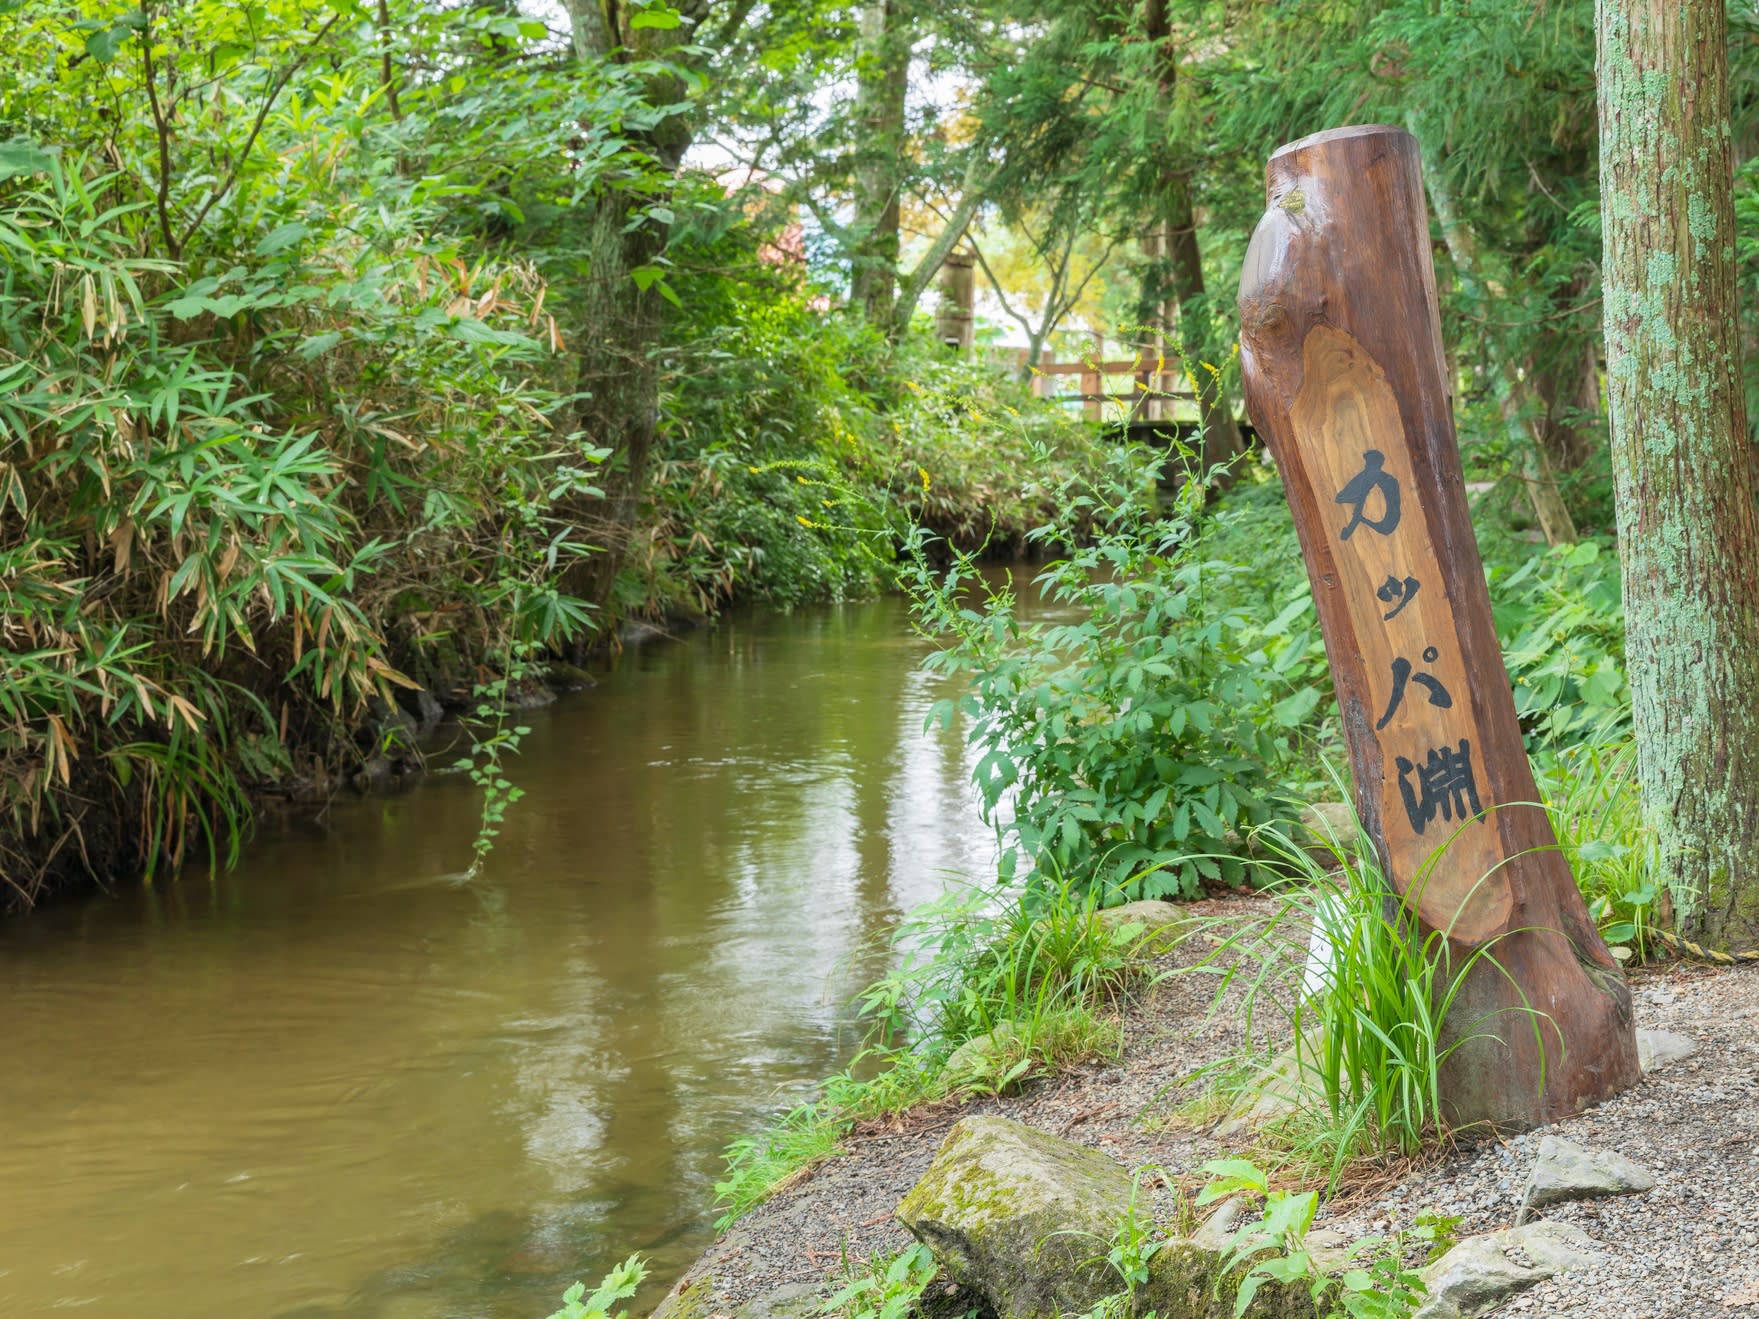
[0,575,1063,1319]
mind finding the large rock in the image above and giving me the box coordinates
[1138,1236,1317,1319]
[897,1120,1321,1319]
[1516,1135,1655,1222]
[896,1117,1132,1319]
[1213,1036,1320,1139]
[1297,802,1359,861]
[1414,1220,1605,1319]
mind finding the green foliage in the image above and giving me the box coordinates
[455,662,534,881]
[0,0,1109,899]
[819,1245,940,1319]
[909,464,1328,904]
[649,251,1114,616]
[546,1255,648,1319]
[1197,1158,1428,1319]
[1491,538,1630,747]
[1540,741,1659,961]
[0,0,628,894]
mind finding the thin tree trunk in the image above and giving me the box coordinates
[1532,312,1600,475]
[1420,136,1578,544]
[890,162,986,333]
[1142,0,1241,481]
[564,0,694,618]
[1599,0,1759,949]
[850,0,909,325]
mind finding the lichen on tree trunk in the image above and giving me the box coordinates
[850,0,910,326]
[1597,0,1759,949]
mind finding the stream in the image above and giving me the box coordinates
[0,575,1059,1319]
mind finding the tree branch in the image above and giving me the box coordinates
[176,12,343,254]
[966,232,1039,343]
[891,152,994,329]
[139,3,180,258]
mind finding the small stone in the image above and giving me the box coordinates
[1415,1221,1606,1319]
[1637,1028,1699,1073]
[943,1023,1024,1081]
[1095,899,1183,935]
[1517,1136,1656,1223]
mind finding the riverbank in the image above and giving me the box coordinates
[657,895,1759,1319]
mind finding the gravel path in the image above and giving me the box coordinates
[657,896,1759,1318]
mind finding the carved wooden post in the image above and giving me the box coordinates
[1237,125,1638,1127]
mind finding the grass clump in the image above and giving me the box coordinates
[1180,812,1543,1194]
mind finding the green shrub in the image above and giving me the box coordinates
[909,463,1329,903]
[1490,537,1629,747]
[1197,1157,1428,1318]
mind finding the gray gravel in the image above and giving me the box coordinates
[1320,965,1759,1316]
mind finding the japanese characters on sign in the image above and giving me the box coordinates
[1333,447,1483,840]
[1288,325,1511,941]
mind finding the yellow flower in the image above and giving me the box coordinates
[796,515,814,527]
[918,466,932,492]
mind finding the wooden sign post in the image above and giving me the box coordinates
[1237,125,1639,1127]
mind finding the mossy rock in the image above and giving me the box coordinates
[1138,1239,1316,1319]
[896,1116,1131,1319]
[1096,900,1186,953]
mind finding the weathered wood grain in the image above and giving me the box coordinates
[1237,124,1639,1127]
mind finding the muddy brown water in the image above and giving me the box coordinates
[0,578,1064,1319]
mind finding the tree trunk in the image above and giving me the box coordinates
[850,0,910,325]
[934,248,975,352]
[1142,0,1241,482]
[1532,314,1600,476]
[1238,124,1638,1127]
[1419,136,1578,544]
[565,0,694,618]
[1598,0,1759,949]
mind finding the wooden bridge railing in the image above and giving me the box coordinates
[1013,348,1199,423]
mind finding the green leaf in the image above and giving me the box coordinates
[0,138,53,181]
[629,7,682,29]
[297,331,343,360]
[1271,686,1321,728]
[84,11,145,62]
[256,223,312,255]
